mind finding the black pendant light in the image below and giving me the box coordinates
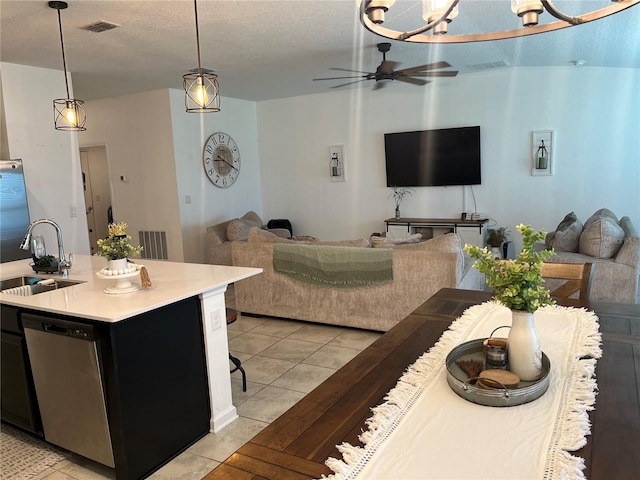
[183,0,220,113]
[50,1,86,131]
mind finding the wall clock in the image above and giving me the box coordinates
[203,132,241,188]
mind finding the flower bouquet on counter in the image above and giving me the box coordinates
[96,222,143,266]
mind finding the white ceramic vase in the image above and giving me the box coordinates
[107,258,128,272]
[507,310,542,381]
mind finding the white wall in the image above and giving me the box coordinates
[81,89,185,261]
[81,89,263,264]
[1,62,90,256]
[257,67,640,250]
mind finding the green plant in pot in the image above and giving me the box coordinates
[464,224,555,381]
[389,186,412,219]
[96,222,143,271]
[486,227,509,248]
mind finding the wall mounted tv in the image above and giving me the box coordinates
[384,126,481,187]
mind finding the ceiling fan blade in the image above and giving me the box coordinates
[379,60,400,74]
[396,61,452,74]
[313,75,367,81]
[329,79,370,89]
[403,70,459,78]
[395,76,429,86]
[329,67,373,74]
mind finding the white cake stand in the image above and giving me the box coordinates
[96,268,142,294]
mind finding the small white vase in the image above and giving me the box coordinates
[107,258,128,272]
[507,310,542,381]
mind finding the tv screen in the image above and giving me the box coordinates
[384,126,481,187]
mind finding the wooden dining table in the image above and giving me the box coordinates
[204,288,640,480]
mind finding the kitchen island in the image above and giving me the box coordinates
[0,255,261,479]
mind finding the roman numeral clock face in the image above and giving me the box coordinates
[203,132,241,188]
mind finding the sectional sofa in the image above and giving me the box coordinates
[227,228,484,331]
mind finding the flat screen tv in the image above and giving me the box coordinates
[384,126,481,187]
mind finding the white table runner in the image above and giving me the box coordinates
[322,302,601,480]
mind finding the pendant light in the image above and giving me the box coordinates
[50,1,86,131]
[183,0,220,113]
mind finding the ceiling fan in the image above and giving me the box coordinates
[313,43,458,90]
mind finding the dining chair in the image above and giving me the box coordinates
[541,262,593,301]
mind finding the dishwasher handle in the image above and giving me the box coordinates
[44,323,69,335]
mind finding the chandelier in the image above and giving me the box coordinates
[360,0,640,43]
[184,0,220,112]
[50,1,86,131]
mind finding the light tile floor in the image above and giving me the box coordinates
[25,313,381,480]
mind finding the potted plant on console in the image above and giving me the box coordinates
[486,226,509,259]
[389,186,412,219]
[464,224,555,381]
[96,222,143,273]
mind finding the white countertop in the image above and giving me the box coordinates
[0,255,261,322]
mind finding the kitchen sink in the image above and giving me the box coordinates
[0,276,84,296]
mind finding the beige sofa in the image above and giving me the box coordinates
[230,229,484,331]
[207,211,291,265]
[544,209,639,303]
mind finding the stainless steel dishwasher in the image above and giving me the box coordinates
[22,314,115,468]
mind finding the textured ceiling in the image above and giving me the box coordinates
[1,0,639,102]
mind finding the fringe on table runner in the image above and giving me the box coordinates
[542,305,602,480]
[321,302,602,480]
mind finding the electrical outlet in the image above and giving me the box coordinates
[210,309,223,332]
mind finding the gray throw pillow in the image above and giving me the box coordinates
[546,212,582,251]
[227,219,253,241]
[579,217,625,258]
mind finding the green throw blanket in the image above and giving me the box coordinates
[273,244,393,287]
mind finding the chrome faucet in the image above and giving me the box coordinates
[20,219,73,276]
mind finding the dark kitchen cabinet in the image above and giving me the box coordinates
[1,304,42,434]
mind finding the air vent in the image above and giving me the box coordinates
[139,231,168,260]
[466,60,510,72]
[80,21,121,33]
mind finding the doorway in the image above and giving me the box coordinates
[79,146,113,254]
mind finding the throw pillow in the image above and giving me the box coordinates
[241,211,264,229]
[226,219,253,241]
[579,217,625,258]
[583,208,618,228]
[549,212,583,252]
[545,212,583,251]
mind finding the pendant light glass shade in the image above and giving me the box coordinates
[184,72,220,112]
[49,1,86,131]
[184,0,220,113]
[53,98,86,131]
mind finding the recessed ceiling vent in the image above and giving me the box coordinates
[80,21,121,33]
[466,60,510,72]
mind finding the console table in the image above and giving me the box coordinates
[385,217,489,247]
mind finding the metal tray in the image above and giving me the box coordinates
[446,338,550,407]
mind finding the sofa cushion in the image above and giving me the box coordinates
[312,238,370,247]
[227,219,254,241]
[247,227,299,244]
[545,212,583,252]
[371,233,423,248]
[579,216,625,258]
[619,216,638,239]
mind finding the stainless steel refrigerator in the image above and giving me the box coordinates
[1,159,32,263]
